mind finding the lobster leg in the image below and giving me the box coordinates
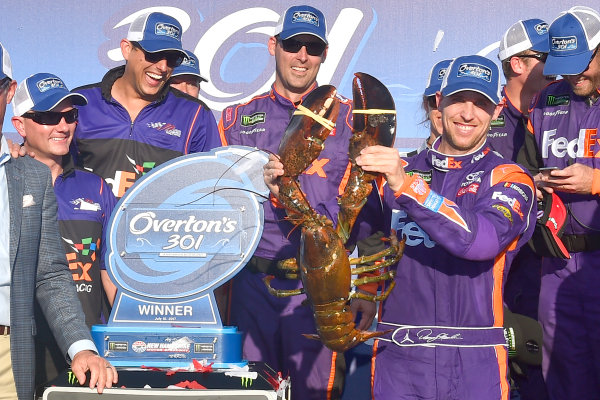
[263,276,305,297]
[350,280,396,302]
[351,270,396,287]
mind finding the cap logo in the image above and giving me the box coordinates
[181,57,196,68]
[292,11,319,27]
[551,36,577,51]
[534,23,549,35]
[458,63,492,82]
[437,68,448,80]
[36,77,66,93]
[155,22,181,40]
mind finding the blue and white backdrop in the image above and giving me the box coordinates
[0,1,586,151]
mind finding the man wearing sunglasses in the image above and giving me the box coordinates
[219,5,357,400]
[0,47,117,400]
[517,7,600,399]
[10,73,117,393]
[71,11,220,199]
[490,18,553,400]
[491,18,552,161]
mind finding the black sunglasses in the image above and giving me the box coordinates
[131,42,184,68]
[278,37,326,56]
[519,53,548,63]
[22,108,78,125]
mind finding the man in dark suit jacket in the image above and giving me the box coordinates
[0,42,117,400]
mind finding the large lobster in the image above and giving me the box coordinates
[264,73,405,352]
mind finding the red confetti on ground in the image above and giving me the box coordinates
[192,359,214,373]
[174,380,206,389]
[166,369,188,376]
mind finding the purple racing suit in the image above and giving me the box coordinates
[487,87,528,161]
[219,84,353,400]
[489,87,547,400]
[72,66,221,199]
[519,79,600,399]
[372,142,536,400]
[35,156,116,384]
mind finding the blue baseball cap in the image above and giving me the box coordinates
[126,12,187,56]
[171,50,207,82]
[498,19,550,61]
[0,42,13,80]
[424,59,452,97]
[544,7,600,76]
[12,73,87,117]
[440,55,501,104]
[274,5,328,44]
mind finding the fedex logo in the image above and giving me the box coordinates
[492,191,523,219]
[391,210,436,248]
[541,128,599,159]
[431,155,462,169]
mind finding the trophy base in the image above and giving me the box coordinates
[92,325,246,368]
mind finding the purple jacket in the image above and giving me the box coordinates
[487,87,527,162]
[381,142,536,329]
[522,79,600,234]
[219,84,353,260]
[72,66,221,199]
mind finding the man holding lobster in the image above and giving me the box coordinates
[353,55,536,399]
[218,5,371,400]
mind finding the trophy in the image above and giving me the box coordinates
[92,146,269,368]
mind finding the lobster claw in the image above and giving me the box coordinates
[278,85,340,177]
[352,72,396,150]
[335,73,397,243]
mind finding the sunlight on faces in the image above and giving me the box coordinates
[170,75,201,98]
[519,53,555,94]
[16,99,76,162]
[268,34,327,100]
[0,79,15,126]
[122,40,175,101]
[563,49,600,97]
[437,91,502,155]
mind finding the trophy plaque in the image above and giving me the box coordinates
[92,146,269,368]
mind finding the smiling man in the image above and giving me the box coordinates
[72,12,220,199]
[218,5,359,400]
[349,55,536,399]
[517,6,600,399]
[10,73,117,390]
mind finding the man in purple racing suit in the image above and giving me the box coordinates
[71,12,220,199]
[219,5,368,400]
[517,7,600,399]
[355,55,536,399]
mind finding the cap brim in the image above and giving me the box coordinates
[530,40,550,54]
[171,71,208,82]
[30,92,87,112]
[544,50,593,76]
[442,83,499,104]
[279,29,327,44]
[138,40,186,57]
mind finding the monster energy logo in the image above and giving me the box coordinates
[406,169,432,183]
[490,114,505,127]
[67,371,80,385]
[546,94,570,107]
[241,112,266,126]
[241,376,254,387]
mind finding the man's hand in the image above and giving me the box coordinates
[263,153,284,197]
[71,350,118,393]
[6,138,33,158]
[538,163,593,195]
[355,146,407,192]
[350,297,377,331]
